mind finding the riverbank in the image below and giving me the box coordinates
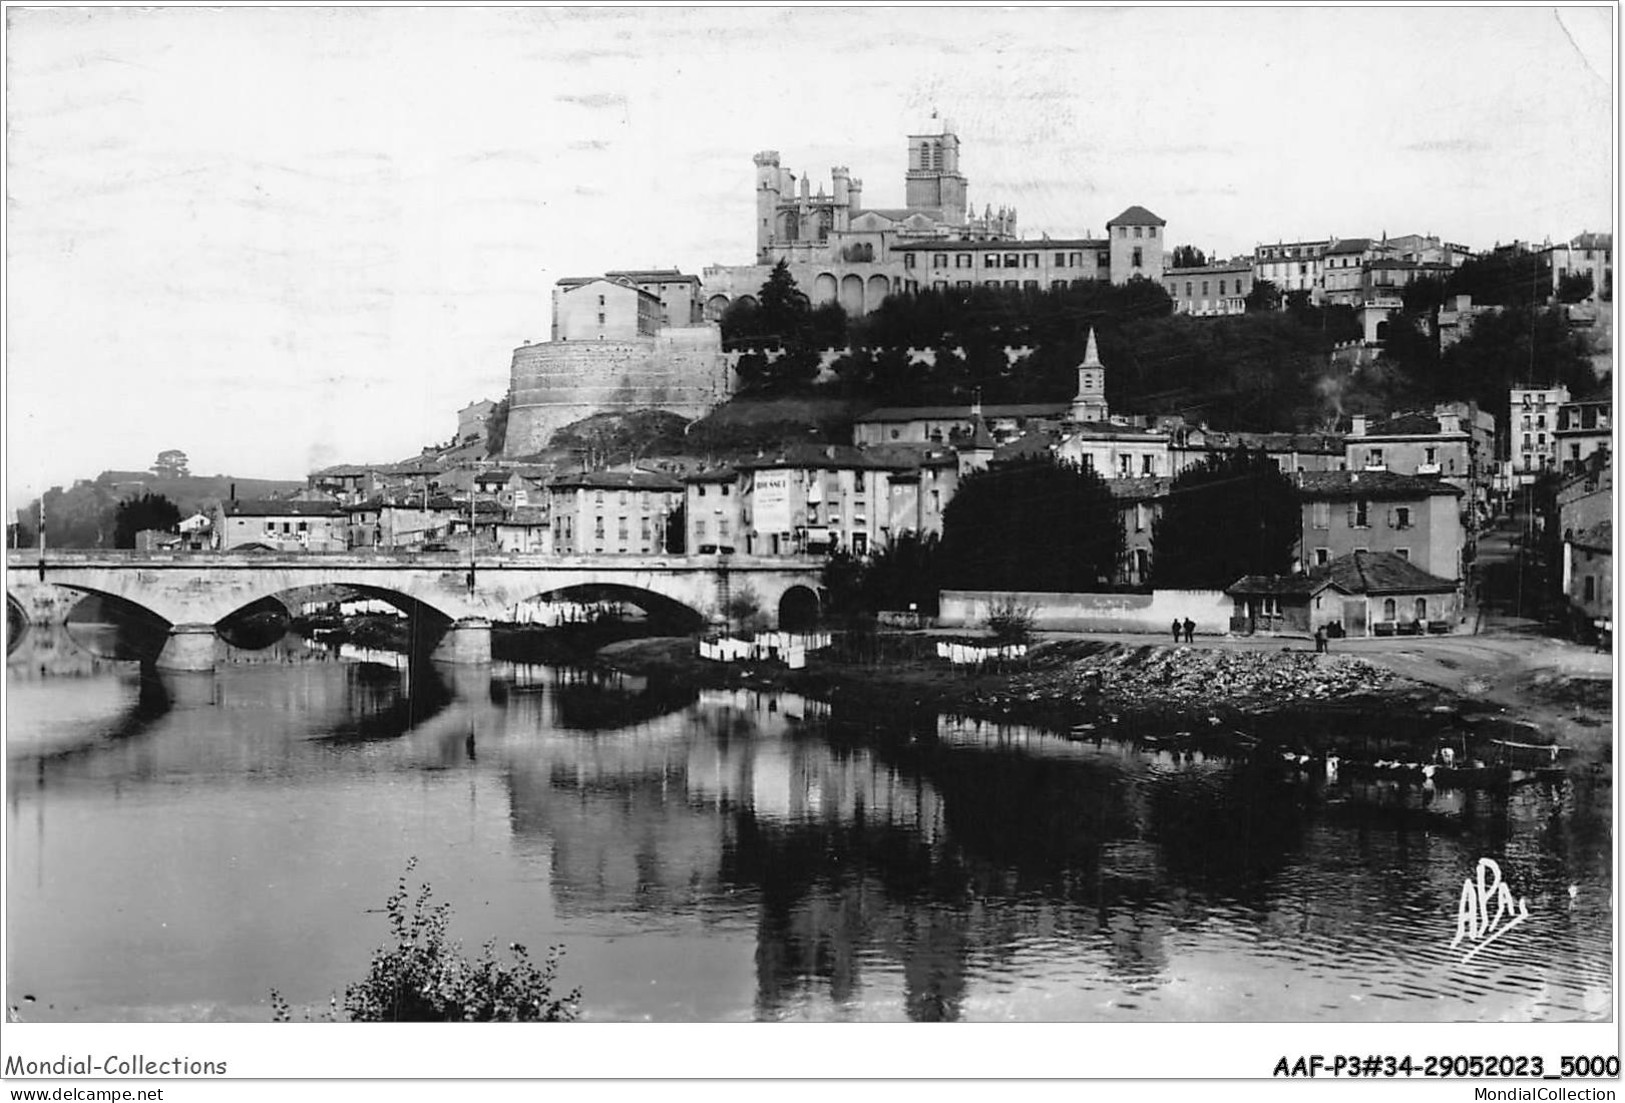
[598,630,1614,762]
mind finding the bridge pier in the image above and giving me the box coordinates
[155,623,221,672]
[430,617,492,665]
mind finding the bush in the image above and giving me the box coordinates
[984,596,1036,644]
[722,584,768,634]
[272,860,580,1022]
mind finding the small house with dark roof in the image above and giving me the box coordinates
[213,498,347,553]
[1295,470,1465,581]
[1228,550,1460,638]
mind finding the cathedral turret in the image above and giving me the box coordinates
[754,151,782,257]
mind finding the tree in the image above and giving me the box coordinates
[757,259,809,342]
[113,492,182,549]
[1244,279,1281,313]
[152,449,190,479]
[1401,274,1446,314]
[483,398,510,457]
[1150,449,1300,589]
[1557,271,1595,304]
[1170,245,1208,269]
[938,455,1123,593]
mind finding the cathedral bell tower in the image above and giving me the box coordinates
[1070,328,1109,423]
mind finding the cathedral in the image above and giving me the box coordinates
[701,120,1164,319]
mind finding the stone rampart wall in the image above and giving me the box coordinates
[504,326,730,456]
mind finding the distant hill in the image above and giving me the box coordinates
[14,471,305,549]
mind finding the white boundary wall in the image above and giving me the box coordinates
[938,589,1232,635]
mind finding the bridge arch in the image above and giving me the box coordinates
[6,592,26,653]
[777,585,821,632]
[503,583,706,634]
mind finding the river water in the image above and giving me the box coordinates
[5,625,1612,1022]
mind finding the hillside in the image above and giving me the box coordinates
[14,472,306,549]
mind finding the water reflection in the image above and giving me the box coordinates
[4,626,1613,1023]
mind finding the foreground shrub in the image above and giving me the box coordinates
[273,860,580,1022]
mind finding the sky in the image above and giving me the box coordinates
[4,5,1615,505]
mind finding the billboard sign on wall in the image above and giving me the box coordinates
[753,471,792,533]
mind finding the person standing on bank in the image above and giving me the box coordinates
[1314,625,1327,653]
[1172,618,1182,643]
[1183,618,1195,644]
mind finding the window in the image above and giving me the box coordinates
[1142,455,1155,474]
[1312,501,1330,529]
[1148,226,1157,239]
[1383,598,1397,621]
[1537,414,1546,428]
[595,491,604,505]
[1055,252,1067,267]
[904,253,916,269]
[1004,253,1019,268]
[932,253,948,268]
[960,280,973,290]
[1201,280,1209,296]
[594,516,605,538]
[1185,282,1192,297]
[298,521,308,532]
[1369,448,1384,467]
[1132,247,1142,268]
[1219,280,1227,295]
[1353,500,1370,528]
[695,519,706,539]
[1314,547,1330,567]
[956,253,972,268]
[985,253,999,268]
[1584,575,1596,602]
[1118,226,1128,238]
[597,313,606,325]
[1133,226,1143,239]
[718,518,731,538]
[1395,548,1410,561]
[640,517,650,541]
[1023,253,1038,268]
[854,471,865,494]
[1414,597,1427,621]
[1119,454,1132,475]
[1523,433,1532,448]
[1081,454,1094,471]
[598,295,605,306]
[1393,506,1411,529]
[1424,446,1437,464]
[619,491,628,506]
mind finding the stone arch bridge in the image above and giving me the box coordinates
[7,552,826,671]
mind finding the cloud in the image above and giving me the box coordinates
[554,91,626,109]
[567,139,611,152]
[1401,138,1489,154]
